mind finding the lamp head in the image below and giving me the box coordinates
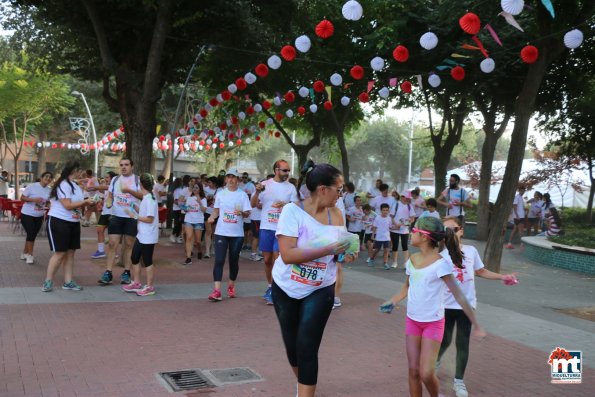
[71,91,81,96]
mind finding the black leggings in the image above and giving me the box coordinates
[173,210,183,237]
[213,235,243,282]
[21,214,44,242]
[130,239,155,267]
[438,308,472,380]
[390,232,408,252]
[272,282,335,386]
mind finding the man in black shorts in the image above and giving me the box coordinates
[98,158,143,285]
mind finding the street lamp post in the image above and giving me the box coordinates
[71,91,99,175]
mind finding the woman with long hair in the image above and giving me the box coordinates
[43,162,94,292]
[183,183,207,265]
[20,171,53,264]
[170,178,184,243]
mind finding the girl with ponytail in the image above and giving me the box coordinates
[379,216,486,397]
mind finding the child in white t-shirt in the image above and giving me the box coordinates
[362,204,376,258]
[419,198,441,220]
[346,195,364,241]
[368,204,391,267]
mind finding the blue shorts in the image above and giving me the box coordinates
[259,229,279,253]
[374,240,390,250]
[184,222,205,230]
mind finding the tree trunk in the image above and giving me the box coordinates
[587,160,594,224]
[433,152,449,203]
[294,146,311,173]
[476,132,499,240]
[335,126,350,183]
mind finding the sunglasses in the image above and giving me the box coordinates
[446,226,461,233]
[276,168,291,173]
[412,227,437,241]
[325,185,344,195]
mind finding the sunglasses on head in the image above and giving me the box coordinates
[412,227,437,241]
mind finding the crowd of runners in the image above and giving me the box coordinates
[9,156,568,397]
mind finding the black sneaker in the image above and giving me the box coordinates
[184,257,192,265]
[120,270,131,284]
[98,270,113,285]
[197,252,202,260]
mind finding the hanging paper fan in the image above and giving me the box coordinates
[342,0,363,21]
[313,80,325,92]
[358,92,369,103]
[400,81,412,93]
[451,66,465,81]
[309,104,318,113]
[280,45,297,61]
[255,64,269,78]
[370,56,385,71]
[330,73,343,86]
[267,55,282,70]
[341,96,351,106]
[501,0,524,16]
[520,45,539,63]
[298,87,309,97]
[350,65,364,80]
[459,13,481,35]
[324,101,333,110]
[420,32,438,50]
[284,91,295,103]
[297,106,306,115]
[235,78,247,91]
[228,83,238,94]
[244,72,257,84]
[378,87,389,99]
[428,74,441,88]
[295,35,312,53]
[480,58,495,73]
[563,29,584,49]
[315,19,335,39]
[392,45,409,62]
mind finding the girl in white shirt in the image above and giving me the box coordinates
[379,216,485,397]
[183,184,207,265]
[436,217,518,397]
[272,162,357,396]
[20,171,52,263]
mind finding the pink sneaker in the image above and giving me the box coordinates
[506,243,514,249]
[208,289,222,301]
[122,281,142,293]
[227,285,236,298]
[136,285,155,296]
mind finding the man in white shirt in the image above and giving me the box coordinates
[370,183,396,214]
[153,175,167,207]
[0,170,10,198]
[438,174,472,223]
[251,159,298,305]
[367,179,383,199]
[98,158,144,285]
[507,185,526,249]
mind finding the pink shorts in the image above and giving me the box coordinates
[405,316,445,342]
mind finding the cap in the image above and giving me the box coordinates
[403,190,412,199]
[226,168,241,177]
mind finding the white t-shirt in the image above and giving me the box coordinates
[412,197,425,217]
[405,257,453,322]
[258,179,298,231]
[21,182,50,217]
[368,186,381,198]
[513,193,526,219]
[273,203,343,299]
[250,203,262,221]
[173,186,191,211]
[214,189,252,237]
[48,180,84,222]
[204,186,219,215]
[0,175,8,195]
[391,202,416,234]
[153,183,166,204]
[343,192,356,209]
[239,181,256,197]
[137,193,159,244]
[109,175,140,218]
[84,177,99,199]
[346,206,364,232]
[420,210,441,220]
[373,215,392,242]
[362,211,377,234]
[184,196,207,224]
[440,245,484,310]
[528,199,543,218]
[370,195,396,214]
[441,187,468,217]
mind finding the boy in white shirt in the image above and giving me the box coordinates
[367,204,391,268]
[419,198,441,220]
[362,204,376,258]
[507,185,526,249]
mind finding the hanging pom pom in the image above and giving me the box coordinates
[297,106,306,115]
[563,29,584,49]
[358,92,369,103]
[341,96,351,106]
[258,121,266,129]
[451,66,465,81]
[315,19,335,39]
[330,73,343,86]
[420,32,438,50]
[228,83,238,94]
[378,87,390,99]
[286,109,294,118]
[280,45,297,61]
[400,81,412,94]
[392,45,409,62]
[295,35,312,53]
[275,113,284,121]
[520,45,539,63]
[273,96,282,106]
[480,58,496,73]
[324,101,333,110]
[255,64,269,78]
[284,91,295,103]
[253,104,263,112]
[262,100,272,110]
[350,65,364,80]
[309,104,318,113]
[428,74,441,88]
[209,98,219,107]
[244,72,257,84]
[501,0,524,15]
[238,111,246,120]
[246,106,255,115]
[459,13,481,35]
[274,131,281,138]
[267,55,282,70]
[313,80,325,92]
[299,87,309,97]
[221,90,232,101]
[342,0,363,21]
[235,78,247,91]
[370,57,385,71]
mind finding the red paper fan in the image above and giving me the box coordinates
[459,13,481,35]
[315,19,334,39]
[255,63,269,78]
[400,81,412,94]
[297,106,306,115]
[280,45,296,61]
[392,45,409,63]
[520,45,539,64]
[313,80,325,92]
[235,77,247,91]
[324,101,333,110]
[284,91,295,103]
[263,101,272,110]
[350,65,364,80]
[451,66,465,81]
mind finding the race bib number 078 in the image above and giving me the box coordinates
[291,261,327,286]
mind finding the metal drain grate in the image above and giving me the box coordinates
[159,369,214,391]
[203,367,262,386]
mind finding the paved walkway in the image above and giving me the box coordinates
[0,222,593,396]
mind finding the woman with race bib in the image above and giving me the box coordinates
[272,162,357,397]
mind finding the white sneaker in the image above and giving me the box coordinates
[391,263,398,269]
[26,255,34,264]
[332,297,342,309]
[20,253,27,260]
[169,234,177,243]
[453,379,468,397]
[176,237,183,244]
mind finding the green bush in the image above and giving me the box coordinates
[550,208,595,248]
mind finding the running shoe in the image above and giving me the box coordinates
[391,263,398,269]
[98,270,113,285]
[122,281,142,293]
[91,250,106,259]
[263,287,272,300]
[332,297,342,309]
[453,379,468,397]
[250,253,263,261]
[62,281,83,291]
[383,263,390,270]
[170,234,177,243]
[42,280,53,292]
[227,284,236,298]
[136,285,156,296]
[176,237,183,244]
[26,255,34,265]
[204,253,210,259]
[506,243,514,249]
[264,288,274,305]
[184,257,192,266]
[208,289,222,301]
[366,258,375,267]
[20,253,27,260]
[120,271,131,285]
